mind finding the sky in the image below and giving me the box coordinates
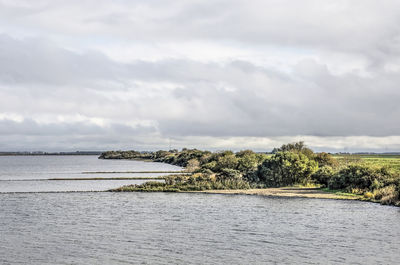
[1,0,400,152]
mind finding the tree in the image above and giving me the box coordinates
[328,164,389,190]
[311,166,334,186]
[236,150,255,158]
[272,141,314,158]
[217,168,242,180]
[314,152,338,167]
[215,153,238,171]
[257,151,318,187]
[186,158,200,172]
[237,152,259,174]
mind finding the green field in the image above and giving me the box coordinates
[334,154,400,173]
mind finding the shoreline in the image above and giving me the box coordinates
[0,187,359,200]
[2,187,389,206]
[186,187,362,200]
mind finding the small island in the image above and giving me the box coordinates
[100,142,400,207]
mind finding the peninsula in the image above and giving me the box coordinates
[101,142,400,207]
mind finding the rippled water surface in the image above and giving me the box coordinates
[1,156,399,264]
[0,192,399,264]
[0,156,181,192]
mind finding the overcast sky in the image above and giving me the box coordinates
[1,0,400,152]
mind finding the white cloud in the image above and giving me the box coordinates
[0,1,399,151]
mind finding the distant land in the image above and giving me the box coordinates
[1,150,400,156]
[0,151,103,156]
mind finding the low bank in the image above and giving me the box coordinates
[110,185,362,201]
[189,187,361,200]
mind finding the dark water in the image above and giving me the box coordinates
[0,192,399,264]
[0,156,181,192]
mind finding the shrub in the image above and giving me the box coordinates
[217,168,242,180]
[202,161,217,171]
[328,164,389,191]
[364,191,375,200]
[215,153,239,171]
[314,152,338,167]
[257,151,318,187]
[237,152,259,174]
[373,185,398,204]
[311,166,334,186]
[186,158,200,172]
[271,141,314,158]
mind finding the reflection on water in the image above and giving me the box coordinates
[0,192,399,264]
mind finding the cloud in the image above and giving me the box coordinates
[0,1,400,151]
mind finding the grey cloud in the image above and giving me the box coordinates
[0,118,157,136]
[1,1,400,151]
[0,34,123,86]
[2,1,400,63]
[1,35,400,139]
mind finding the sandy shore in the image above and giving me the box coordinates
[191,187,360,200]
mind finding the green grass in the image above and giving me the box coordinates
[320,188,361,198]
[334,154,400,173]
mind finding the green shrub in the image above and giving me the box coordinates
[328,164,390,191]
[202,161,217,171]
[311,166,334,186]
[314,152,338,167]
[215,153,239,171]
[272,141,314,158]
[217,168,242,180]
[257,151,318,187]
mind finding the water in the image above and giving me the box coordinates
[1,156,399,264]
[0,192,399,264]
[0,156,181,192]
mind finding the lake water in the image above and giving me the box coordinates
[0,155,181,192]
[0,156,399,264]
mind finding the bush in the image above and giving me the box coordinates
[373,185,398,204]
[215,153,239,171]
[217,168,242,180]
[257,151,318,187]
[314,152,338,167]
[272,141,314,158]
[202,161,217,171]
[237,152,259,174]
[311,166,334,186]
[328,164,389,191]
[364,191,374,200]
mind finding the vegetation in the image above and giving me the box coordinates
[112,174,252,192]
[253,151,318,187]
[334,154,400,173]
[102,142,400,207]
